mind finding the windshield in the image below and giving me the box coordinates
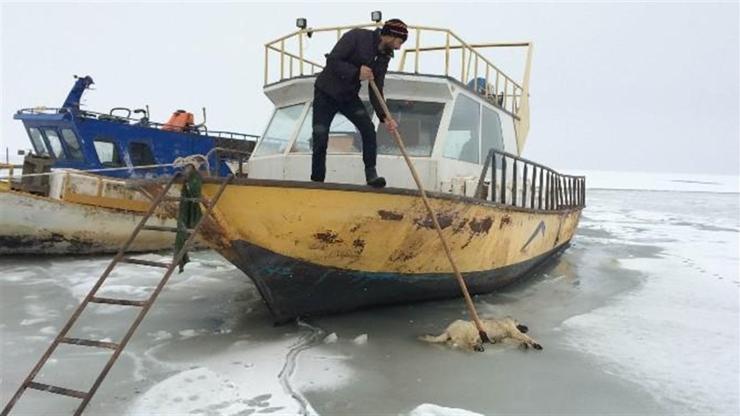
[43,129,66,159]
[376,100,445,157]
[291,99,444,157]
[291,101,374,153]
[28,128,49,156]
[443,94,480,164]
[254,103,306,157]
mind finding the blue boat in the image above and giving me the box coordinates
[14,75,257,178]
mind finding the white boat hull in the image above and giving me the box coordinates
[0,190,178,255]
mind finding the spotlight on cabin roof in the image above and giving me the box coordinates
[371,11,382,22]
[296,18,307,29]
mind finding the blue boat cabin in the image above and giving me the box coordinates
[14,76,257,178]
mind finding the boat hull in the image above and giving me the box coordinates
[0,190,178,255]
[202,179,582,322]
[228,238,569,323]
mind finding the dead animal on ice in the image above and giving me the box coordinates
[420,317,543,352]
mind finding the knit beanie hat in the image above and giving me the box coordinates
[381,19,408,42]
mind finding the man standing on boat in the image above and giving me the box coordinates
[311,19,408,188]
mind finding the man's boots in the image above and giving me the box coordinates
[365,167,386,188]
[310,173,324,183]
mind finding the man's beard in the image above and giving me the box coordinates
[380,42,394,55]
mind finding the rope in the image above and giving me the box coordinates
[172,154,209,173]
[0,146,251,181]
[0,162,177,180]
[0,147,245,181]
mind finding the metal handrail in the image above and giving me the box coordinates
[475,148,585,210]
[16,108,259,141]
[262,23,532,117]
[196,129,259,141]
[399,39,530,114]
[15,107,64,115]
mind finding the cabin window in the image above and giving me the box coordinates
[60,128,84,161]
[93,139,124,167]
[325,113,361,153]
[481,107,504,160]
[443,94,480,164]
[43,129,67,160]
[292,110,313,152]
[129,142,156,166]
[254,103,305,157]
[28,128,49,156]
[291,101,374,153]
[376,100,444,157]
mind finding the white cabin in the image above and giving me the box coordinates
[247,20,532,197]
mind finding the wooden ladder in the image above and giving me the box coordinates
[1,170,233,416]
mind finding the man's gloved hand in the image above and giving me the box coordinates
[359,65,374,81]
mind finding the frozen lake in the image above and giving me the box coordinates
[1,186,738,415]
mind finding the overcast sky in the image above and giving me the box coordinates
[1,1,738,175]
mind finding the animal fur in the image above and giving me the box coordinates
[420,317,543,352]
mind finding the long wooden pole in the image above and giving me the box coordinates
[369,80,490,344]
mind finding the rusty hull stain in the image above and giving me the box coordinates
[459,216,495,250]
[0,233,95,253]
[387,238,425,265]
[469,217,493,234]
[452,218,469,234]
[414,212,455,230]
[389,250,416,262]
[499,215,512,229]
[352,238,366,254]
[377,210,404,221]
[314,230,343,244]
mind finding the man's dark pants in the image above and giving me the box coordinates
[311,87,377,182]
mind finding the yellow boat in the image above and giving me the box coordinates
[200,14,585,322]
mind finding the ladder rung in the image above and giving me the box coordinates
[162,196,212,209]
[27,381,88,399]
[89,296,146,307]
[60,337,119,350]
[142,225,177,233]
[120,257,171,268]
[141,225,195,233]
[162,196,205,203]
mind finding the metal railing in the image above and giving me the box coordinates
[16,108,259,142]
[475,149,585,210]
[263,23,532,117]
[0,163,20,191]
[397,38,531,116]
[264,23,375,84]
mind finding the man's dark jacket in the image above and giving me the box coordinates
[314,28,391,122]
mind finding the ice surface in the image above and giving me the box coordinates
[561,190,739,414]
[570,170,739,193]
[1,188,738,415]
[148,330,173,341]
[126,339,334,415]
[407,403,484,416]
[323,332,338,344]
[352,333,368,345]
